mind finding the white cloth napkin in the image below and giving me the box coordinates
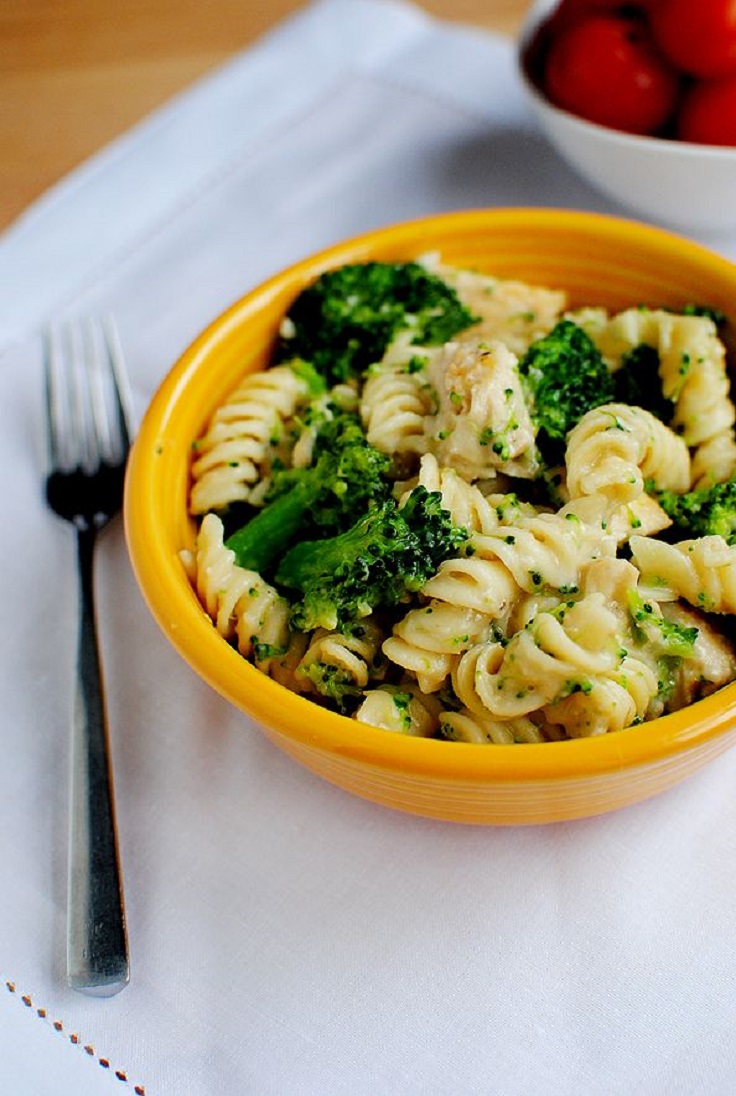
[3,1,736,1093]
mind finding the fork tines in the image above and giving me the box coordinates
[44,315,135,532]
[45,315,133,477]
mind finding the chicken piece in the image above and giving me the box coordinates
[427,339,539,481]
[661,601,736,711]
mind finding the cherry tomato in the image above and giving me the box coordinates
[545,0,646,36]
[543,13,680,135]
[677,75,736,145]
[648,0,736,80]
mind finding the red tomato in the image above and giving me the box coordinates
[677,75,736,145]
[545,0,647,36]
[543,13,680,135]
[648,0,736,79]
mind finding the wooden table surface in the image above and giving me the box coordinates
[0,0,532,232]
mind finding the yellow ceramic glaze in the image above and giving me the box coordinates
[124,208,736,825]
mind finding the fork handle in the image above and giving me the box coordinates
[67,525,130,996]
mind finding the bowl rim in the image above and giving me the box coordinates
[124,206,736,784]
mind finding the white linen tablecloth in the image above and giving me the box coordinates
[2,1,736,1093]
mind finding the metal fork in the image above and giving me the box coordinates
[44,315,132,996]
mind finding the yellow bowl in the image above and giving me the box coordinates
[124,208,736,825]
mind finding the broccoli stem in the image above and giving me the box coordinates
[226,481,315,572]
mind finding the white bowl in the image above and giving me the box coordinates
[518,0,736,235]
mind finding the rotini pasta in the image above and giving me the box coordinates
[190,365,309,514]
[469,498,615,596]
[451,595,622,719]
[296,619,386,706]
[629,534,736,614]
[404,453,504,534]
[354,684,442,736]
[438,709,548,744]
[422,555,520,616]
[586,307,736,488]
[565,402,691,504]
[541,658,659,737]
[382,602,492,693]
[192,513,290,672]
[360,367,431,459]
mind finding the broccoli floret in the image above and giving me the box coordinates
[657,477,736,545]
[275,261,478,386]
[613,343,674,424]
[275,486,469,631]
[267,411,390,525]
[226,411,391,572]
[518,319,615,466]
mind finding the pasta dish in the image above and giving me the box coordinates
[182,257,736,744]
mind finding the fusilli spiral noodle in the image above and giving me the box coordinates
[297,620,385,702]
[354,684,441,736]
[469,499,615,596]
[451,595,622,719]
[630,534,736,614]
[438,709,547,744]
[190,365,308,514]
[407,453,504,534]
[565,402,691,504]
[422,255,567,356]
[360,367,432,459]
[588,307,736,488]
[382,602,492,693]
[690,431,736,491]
[542,655,659,737]
[192,513,290,671]
[422,556,520,616]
